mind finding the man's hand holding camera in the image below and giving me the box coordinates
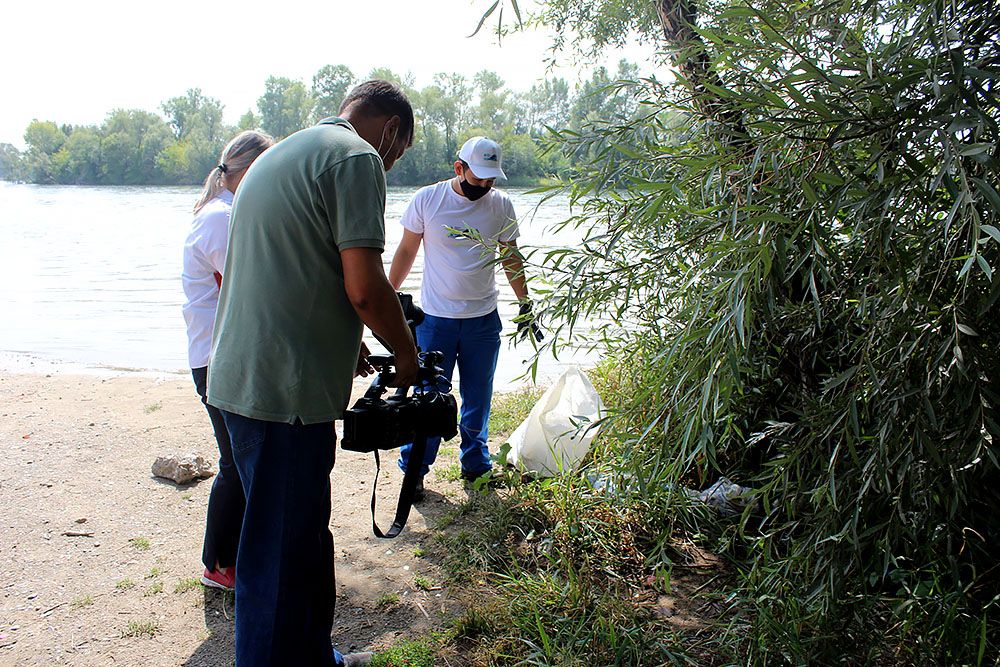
[387,345,418,388]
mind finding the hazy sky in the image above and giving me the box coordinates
[1,0,656,148]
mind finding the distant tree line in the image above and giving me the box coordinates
[0,61,640,187]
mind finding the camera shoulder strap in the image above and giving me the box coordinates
[369,432,428,539]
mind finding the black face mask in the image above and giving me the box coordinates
[459,178,491,201]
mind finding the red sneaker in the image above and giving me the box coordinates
[201,567,235,591]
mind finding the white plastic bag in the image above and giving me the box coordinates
[505,366,605,476]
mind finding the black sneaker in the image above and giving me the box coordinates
[461,468,492,483]
[462,469,499,491]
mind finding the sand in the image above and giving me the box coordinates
[0,369,472,666]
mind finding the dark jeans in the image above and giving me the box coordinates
[399,310,502,478]
[192,366,244,570]
[221,410,345,667]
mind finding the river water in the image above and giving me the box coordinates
[0,182,591,387]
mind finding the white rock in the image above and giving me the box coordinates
[151,454,215,484]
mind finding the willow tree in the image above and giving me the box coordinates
[490,0,1000,662]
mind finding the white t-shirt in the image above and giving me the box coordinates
[400,180,518,318]
[181,190,232,368]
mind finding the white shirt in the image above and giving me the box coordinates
[181,190,232,368]
[400,180,518,318]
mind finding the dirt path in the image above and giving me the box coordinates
[0,370,472,666]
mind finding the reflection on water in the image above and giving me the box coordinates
[0,182,593,386]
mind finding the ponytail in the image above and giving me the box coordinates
[193,129,274,213]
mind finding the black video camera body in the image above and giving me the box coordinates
[341,350,458,452]
[341,293,458,452]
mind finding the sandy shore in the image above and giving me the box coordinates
[0,369,473,666]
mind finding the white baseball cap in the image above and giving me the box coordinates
[458,136,507,180]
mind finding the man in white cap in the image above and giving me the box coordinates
[389,136,541,496]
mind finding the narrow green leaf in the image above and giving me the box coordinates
[958,143,993,157]
[814,172,845,186]
[981,224,1000,244]
[468,0,501,38]
[976,254,993,281]
[510,0,522,26]
[824,365,858,392]
[972,178,1000,214]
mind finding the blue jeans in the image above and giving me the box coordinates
[221,410,347,667]
[399,309,502,478]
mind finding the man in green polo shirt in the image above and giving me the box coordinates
[207,80,418,667]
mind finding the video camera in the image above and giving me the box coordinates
[341,293,458,539]
[341,349,458,451]
[342,292,458,452]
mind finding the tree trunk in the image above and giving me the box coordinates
[655,0,748,142]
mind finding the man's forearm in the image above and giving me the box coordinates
[343,247,416,358]
[352,279,415,355]
[501,255,530,302]
[388,230,422,290]
[388,250,415,290]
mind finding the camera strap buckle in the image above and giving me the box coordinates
[368,430,428,539]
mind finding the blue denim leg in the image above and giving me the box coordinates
[455,310,502,477]
[399,313,459,477]
[398,310,501,478]
[222,410,345,667]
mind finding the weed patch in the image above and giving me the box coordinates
[70,594,94,609]
[142,581,163,597]
[370,639,434,667]
[122,619,160,639]
[173,578,202,594]
[129,536,150,551]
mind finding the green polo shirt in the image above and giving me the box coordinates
[207,118,385,424]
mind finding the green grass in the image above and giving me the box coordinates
[370,639,434,667]
[375,592,401,609]
[143,402,162,414]
[413,575,435,591]
[488,386,544,441]
[142,581,163,597]
[129,536,150,551]
[121,619,160,639]
[436,462,462,482]
[431,508,460,530]
[412,545,426,558]
[145,567,164,579]
[427,472,708,664]
[115,578,135,592]
[70,594,94,609]
[174,578,202,594]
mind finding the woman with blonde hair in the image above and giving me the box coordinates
[181,129,273,590]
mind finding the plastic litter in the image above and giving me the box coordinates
[693,477,753,516]
[505,366,604,477]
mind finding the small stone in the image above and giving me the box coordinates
[75,518,87,524]
[151,454,215,484]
